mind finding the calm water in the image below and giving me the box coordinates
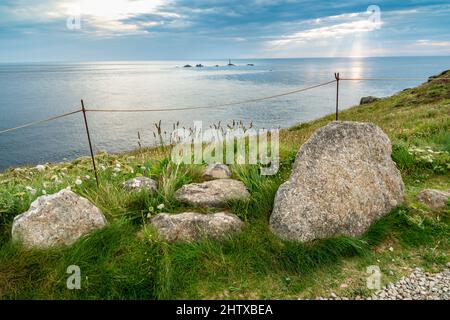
[0,57,449,171]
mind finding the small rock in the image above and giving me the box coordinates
[203,163,232,180]
[417,189,450,210]
[12,189,107,248]
[122,177,157,193]
[360,96,380,105]
[151,212,243,242]
[175,179,250,208]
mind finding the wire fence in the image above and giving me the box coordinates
[0,74,442,185]
[1,75,439,135]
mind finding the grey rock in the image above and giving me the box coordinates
[122,176,157,193]
[175,179,250,208]
[203,163,232,180]
[360,96,380,105]
[270,121,405,242]
[12,189,107,248]
[151,211,243,242]
[372,268,450,300]
[416,189,450,210]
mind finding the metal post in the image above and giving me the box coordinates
[81,100,99,188]
[335,72,340,121]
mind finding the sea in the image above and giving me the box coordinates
[1,56,449,171]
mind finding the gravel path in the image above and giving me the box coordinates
[315,267,449,300]
[371,267,449,300]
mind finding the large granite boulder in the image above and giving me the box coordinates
[417,189,450,209]
[270,121,405,242]
[175,179,250,208]
[12,189,107,248]
[203,163,232,180]
[122,176,157,193]
[151,212,243,242]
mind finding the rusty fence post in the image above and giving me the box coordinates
[334,72,340,121]
[81,100,100,188]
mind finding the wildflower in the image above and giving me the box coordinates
[157,204,165,210]
[100,165,106,171]
[75,177,83,185]
[25,186,37,195]
[113,167,121,173]
[35,165,45,172]
[65,186,72,191]
[85,175,90,180]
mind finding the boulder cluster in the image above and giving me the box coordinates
[13,121,448,249]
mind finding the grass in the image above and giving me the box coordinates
[0,72,449,299]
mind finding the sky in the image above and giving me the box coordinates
[0,0,449,62]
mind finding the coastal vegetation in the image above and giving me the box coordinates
[0,71,449,299]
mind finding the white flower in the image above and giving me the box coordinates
[157,204,165,210]
[35,165,45,172]
[42,190,47,195]
[100,165,106,171]
[115,163,122,168]
[65,186,72,191]
[113,167,121,173]
[75,177,83,185]
[25,186,37,195]
[85,175,90,180]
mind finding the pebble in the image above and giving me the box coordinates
[314,267,449,300]
[372,268,449,300]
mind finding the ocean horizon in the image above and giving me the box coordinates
[1,56,449,171]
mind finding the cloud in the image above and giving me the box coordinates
[1,0,450,60]
[416,39,450,47]
[260,4,450,57]
[267,17,382,46]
